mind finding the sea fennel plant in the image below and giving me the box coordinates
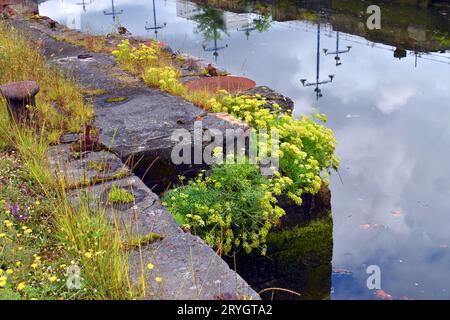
[163,160,286,255]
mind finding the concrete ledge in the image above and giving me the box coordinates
[129,232,258,300]
[47,144,131,188]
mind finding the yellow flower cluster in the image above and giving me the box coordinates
[164,161,286,254]
[112,39,160,73]
[218,95,339,204]
[143,67,186,96]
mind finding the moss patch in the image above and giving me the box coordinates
[122,232,164,250]
[104,96,129,103]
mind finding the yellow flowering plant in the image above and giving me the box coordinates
[218,95,339,205]
[112,39,160,73]
[163,159,286,255]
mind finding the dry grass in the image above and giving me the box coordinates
[0,20,140,299]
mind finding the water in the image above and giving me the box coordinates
[39,0,450,300]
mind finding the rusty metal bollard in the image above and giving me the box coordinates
[0,81,40,124]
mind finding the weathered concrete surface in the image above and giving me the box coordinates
[96,92,204,161]
[20,17,260,299]
[14,19,248,168]
[47,144,131,188]
[129,232,257,300]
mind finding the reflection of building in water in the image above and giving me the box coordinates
[176,0,199,19]
[223,11,251,30]
[176,0,251,31]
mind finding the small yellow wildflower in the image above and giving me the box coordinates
[147,263,154,270]
[0,277,6,288]
[3,220,13,228]
[15,261,22,267]
[49,276,58,283]
[84,252,92,259]
[0,233,5,239]
[6,269,13,275]
[16,282,26,291]
[155,277,162,283]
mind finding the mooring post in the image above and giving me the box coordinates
[0,80,40,124]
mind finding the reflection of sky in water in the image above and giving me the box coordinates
[40,0,450,299]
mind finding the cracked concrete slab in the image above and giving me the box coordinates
[47,144,131,188]
[70,176,180,240]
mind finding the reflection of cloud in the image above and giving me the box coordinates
[376,86,415,114]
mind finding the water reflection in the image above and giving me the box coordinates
[76,0,91,12]
[38,0,450,300]
[237,13,272,40]
[103,0,123,22]
[145,0,167,38]
[323,32,352,66]
[191,6,229,63]
[300,23,335,100]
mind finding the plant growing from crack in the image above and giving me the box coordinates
[88,160,111,173]
[107,185,135,205]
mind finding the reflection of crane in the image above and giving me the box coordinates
[323,32,352,66]
[76,0,91,12]
[300,23,335,100]
[104,0,123,22]
[202,39,228,63]
[145,0,167,38]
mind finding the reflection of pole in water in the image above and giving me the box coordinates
[300,23,335,100]
[323,32,352,66]
[237,24,255,40]
[145,0,167,38]
[411,51,422,68]
[203,38,228,63]
[104,0,124,22]
[76,0,91,12]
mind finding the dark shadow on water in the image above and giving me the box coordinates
[223,184,334,300]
